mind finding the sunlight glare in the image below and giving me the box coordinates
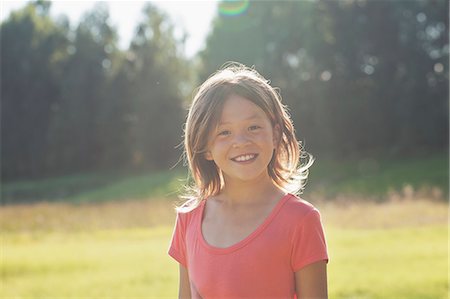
[218,0,249,17]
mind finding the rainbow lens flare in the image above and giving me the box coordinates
[218,0,250,17]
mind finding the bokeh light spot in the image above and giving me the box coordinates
[219,0,250,17]
[434,63,443,73]
[320,70,332,81]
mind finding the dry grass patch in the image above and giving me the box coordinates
[1,189,447,234]
[312,185,448,229]
[0,198,176,233]
[317,198,448,229]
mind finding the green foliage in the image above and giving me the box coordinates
[1,0,448,182]
[1,2,189,181]
[117,3,188,171]
[1,2,69,179]
[200,0,449,157]
[47,3,120,174]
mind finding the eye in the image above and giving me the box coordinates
[218,130,231,136]
[248,125,261,131]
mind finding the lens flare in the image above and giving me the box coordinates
[218,0,250,17]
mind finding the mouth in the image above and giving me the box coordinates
[230,153,258,163]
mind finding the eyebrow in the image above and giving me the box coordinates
[218,114,262,126]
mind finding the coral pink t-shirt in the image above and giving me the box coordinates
[168,193,328,298]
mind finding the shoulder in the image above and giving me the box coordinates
[176,199,205,224]
[277,193,323,229]
[282,193,319,218]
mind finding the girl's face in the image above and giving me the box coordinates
[205,94,279,185]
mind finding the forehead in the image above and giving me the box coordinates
[218,94,269,125]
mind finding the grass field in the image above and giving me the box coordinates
[1,153,448,298]
[1,196,448,299]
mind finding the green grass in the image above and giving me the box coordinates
[307,153,448,199]
[1,196,448,298]
[2,228,178,299]
[1,169,187,204]
[2,224,447,299]
[66,170,186,203]
[327,226,448,299]
[2,153,447,204]
[1,171,123,204]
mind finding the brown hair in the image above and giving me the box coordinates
[179,63,313,211]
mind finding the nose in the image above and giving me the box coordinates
[232,130,251,148]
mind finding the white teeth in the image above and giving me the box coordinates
[234,154,256,162]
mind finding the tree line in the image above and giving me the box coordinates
[2,1,188,181]
[1,0,448,182]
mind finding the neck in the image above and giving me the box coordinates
[220,174,285,207]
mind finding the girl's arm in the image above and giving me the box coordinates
[179,264,191,299]
[295,260,328,299]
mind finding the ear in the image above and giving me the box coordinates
[205,151,213,161]
[273,124,281,148]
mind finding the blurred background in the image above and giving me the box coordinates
[1,0,448,298]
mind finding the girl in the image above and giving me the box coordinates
[169,63,328,299]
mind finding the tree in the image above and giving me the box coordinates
[1,1,68,180]
[111,3,188,171]
[1,1,190,181]
[46,3,120,174]
[199,0,449,157]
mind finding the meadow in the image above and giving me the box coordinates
[1,154,448,298]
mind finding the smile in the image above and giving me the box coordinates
[231,154,258,162]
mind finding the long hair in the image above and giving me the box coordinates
[179,63,314,212]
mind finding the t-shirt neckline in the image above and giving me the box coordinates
[198,193,293,255]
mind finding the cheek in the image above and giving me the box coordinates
[208,138,228,156]
[258,132,276,147]
[215,139,230,151]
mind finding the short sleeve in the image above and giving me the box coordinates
[168,213,188,267]
[291,209,328,272]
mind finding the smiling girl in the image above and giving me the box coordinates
[169,63,328,298]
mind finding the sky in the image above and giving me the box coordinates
[0,0,218,57]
